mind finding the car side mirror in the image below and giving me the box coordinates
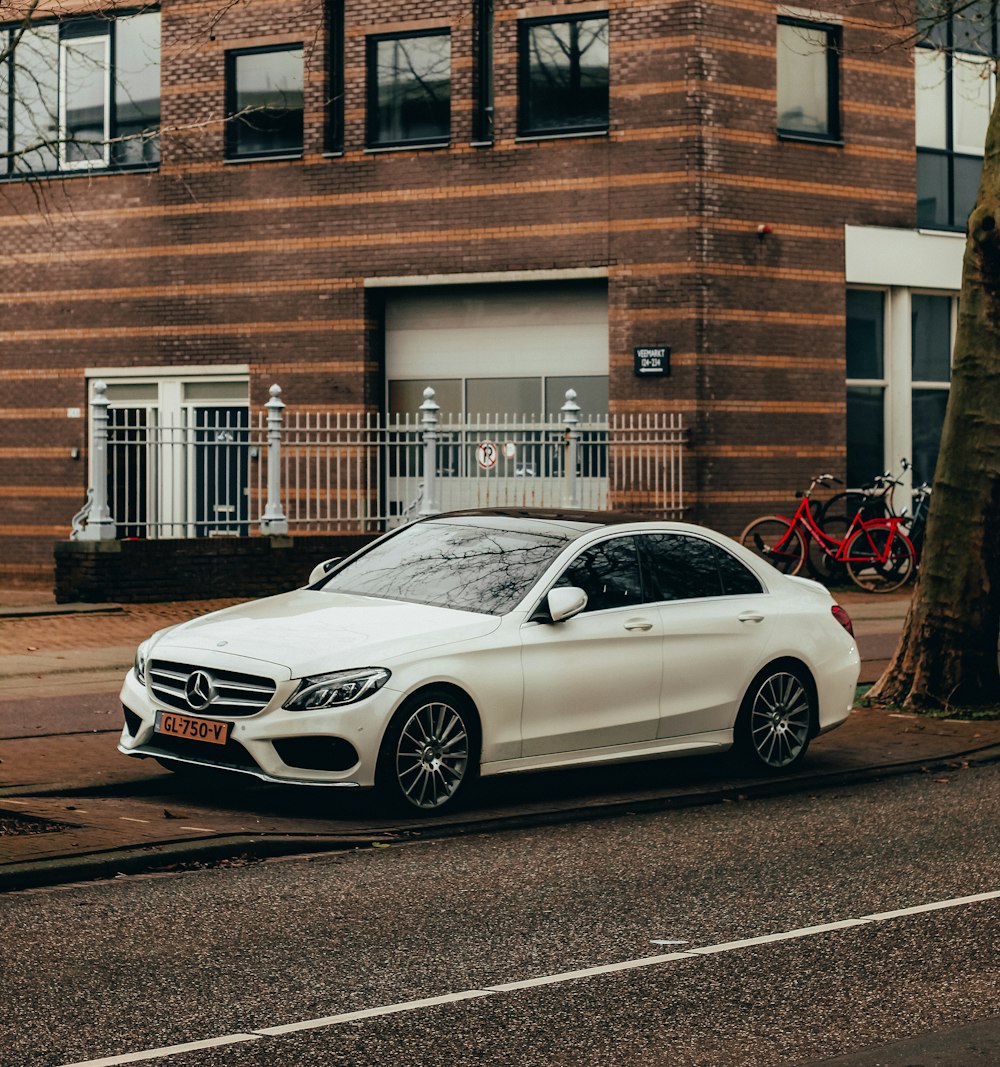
[308,557,342,585]
[547,586,588,623]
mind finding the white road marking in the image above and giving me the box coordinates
[59,888,1000,1067]
[119,818,150,824]
[179,826,214,832]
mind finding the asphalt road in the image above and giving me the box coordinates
[1,759,997,1067]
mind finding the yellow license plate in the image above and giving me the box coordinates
[155,711,230,746]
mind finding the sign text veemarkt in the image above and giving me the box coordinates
[634,346,671,377]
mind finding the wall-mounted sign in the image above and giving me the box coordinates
[634,345,671,377]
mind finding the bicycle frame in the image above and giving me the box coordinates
[774,495,907,563]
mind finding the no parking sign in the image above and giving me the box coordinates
[476,440,499,470]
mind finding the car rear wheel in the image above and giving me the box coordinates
[377,689,479,813]
[734,666,814,774]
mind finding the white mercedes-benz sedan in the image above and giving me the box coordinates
[119,510,860,813]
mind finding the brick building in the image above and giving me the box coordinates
[0,0,976,587]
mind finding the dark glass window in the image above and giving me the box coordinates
[638,534,762,602]
[845,290,886,487]
[846,386,885,487]
[555,537,641,613]
[367,31,451,148]
[473,0,494,143]
[322,519,570,615]
[0,12,159,178]
[325,0,344,152]
[226,46,304,159]
[912,389,950,480]
[846,290,885,380]
[915,4,998,231]
[518,14,609,137]
[911,294,952,380]
[776,18,840,140]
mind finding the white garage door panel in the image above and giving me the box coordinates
[386,283,608,380]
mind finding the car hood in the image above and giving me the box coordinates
[149,589,503,676]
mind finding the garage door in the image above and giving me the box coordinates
[385,280,608,419]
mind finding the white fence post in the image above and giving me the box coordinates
[419,386,440,516]
[561,388,581,509]
[74,380,117,541]
[260,384,289,535]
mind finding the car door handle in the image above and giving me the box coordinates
[738,611,765,624]
[624,618,654,632]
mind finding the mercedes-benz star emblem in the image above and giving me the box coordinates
[185,670,215,712]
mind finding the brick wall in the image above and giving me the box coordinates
[54,532,375,602]
[0,0,919,585]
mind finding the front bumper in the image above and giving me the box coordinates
[118,667,399,789]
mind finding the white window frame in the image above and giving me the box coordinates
[846,287,954,493]
[59,33,111,170]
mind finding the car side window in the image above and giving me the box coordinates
[638,533,763,601]
[554,536,642,612]
[715,544,764,595]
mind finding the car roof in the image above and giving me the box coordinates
[423,507,673,538]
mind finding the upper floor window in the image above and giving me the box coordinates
[776,17,841,141]
[0,11,160,178]
[367,31,451,149]
[226,45,304,159]
[518,14,609,137]
[915,0,997,230]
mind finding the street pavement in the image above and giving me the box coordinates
[1,586,999,893]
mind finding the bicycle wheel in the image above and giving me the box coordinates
[740,517,807,575]
[844,525,916,594]
[813,492,891,584]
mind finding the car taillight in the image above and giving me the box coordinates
[831,604,854,637]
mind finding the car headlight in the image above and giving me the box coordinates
[134,640,150,685]
[283,668,391,711]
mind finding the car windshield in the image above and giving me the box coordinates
[320,520,573,614]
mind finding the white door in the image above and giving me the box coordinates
[635,533,775,738]
[519,535,661,757]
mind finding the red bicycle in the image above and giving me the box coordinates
[739,474,917,593]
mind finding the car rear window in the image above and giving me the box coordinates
[320,520,572,614]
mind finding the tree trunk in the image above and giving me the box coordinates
[868,97,1000,710]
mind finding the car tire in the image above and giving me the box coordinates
[733,665,815,775]
[376,688,480,814]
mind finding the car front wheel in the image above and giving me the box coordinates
[734,666,814,774]
[377,689,478,813]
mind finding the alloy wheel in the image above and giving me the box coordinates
[748,671,811,769]
[394,700,470,810]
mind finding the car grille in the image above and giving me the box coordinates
[149,660,277,717]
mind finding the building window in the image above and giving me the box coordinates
[845,290,886,487]
[473,0,494,144]
[0,11,160,178]
[226,46,304,159]
[367,31,451,148]
[325,0,344,152]
[518,14,609,137]
[916,9,997,231]
[845,288,953,487]
[776,18,840,141]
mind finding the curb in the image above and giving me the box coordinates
[3,742,998,894]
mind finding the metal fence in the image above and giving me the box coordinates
[71,382,688,541]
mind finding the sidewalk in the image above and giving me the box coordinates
[2,586,999,892]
